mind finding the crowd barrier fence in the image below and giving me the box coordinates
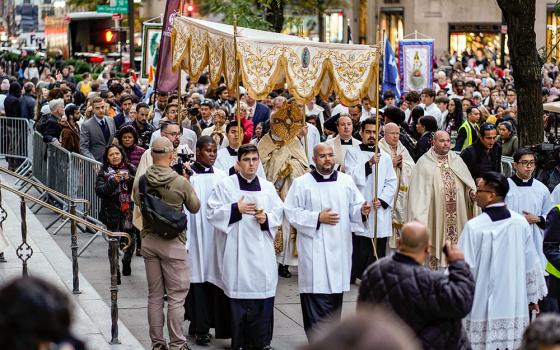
[0,117,33,177]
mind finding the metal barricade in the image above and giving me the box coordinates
[501,156,515,178]
[46,143,72,196]
[0,117,33,176]
[32,131,48,184]
[70,152,102,221]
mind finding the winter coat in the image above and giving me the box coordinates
[124,145,145,168]
[358,253,475,350]
[95,163,136,229]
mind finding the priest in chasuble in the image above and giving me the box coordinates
[257,100,309,276]
[407,131,476,268]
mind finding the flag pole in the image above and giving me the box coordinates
[372,27,383,260]
[233,15,242,145]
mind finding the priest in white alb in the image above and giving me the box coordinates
[505,148,553,270]
[184,136,230,345]
[407,130,476,269]
[284,143,369,340]
[344,118,397,281]
[207,144,283,350]
[459,172,547,350]
[214,122,266,177]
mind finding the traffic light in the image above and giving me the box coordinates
[186,3,194,17]
[103,29,117,44]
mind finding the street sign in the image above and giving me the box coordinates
[112,13,122,20]
[97,0,128,14]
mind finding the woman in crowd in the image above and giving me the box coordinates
[443,97,463,136]
[497,121,518,157]
[95,144,136,283]
[414,115,438,161]
[117,125,145,168]
[251,122,266,145]
[408,106,425,140]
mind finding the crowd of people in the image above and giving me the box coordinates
[2,51,560,350]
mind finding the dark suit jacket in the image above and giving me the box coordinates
[251,102,270,133]
[39,114,62,143]
[79,116,116,162]
[114,112,126,130]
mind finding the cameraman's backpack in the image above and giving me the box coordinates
[138,175,188,240]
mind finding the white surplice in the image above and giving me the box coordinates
[459,210,548,350]
[303,123,321,167]
[505,177,553,270]
[214,147,266,178]
[344,146,397,238]
[283,171,365,294]
[551,182,560,205]
[207,174,283,299]
[187,165,227,287]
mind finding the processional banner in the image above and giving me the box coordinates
[398,39,434,93]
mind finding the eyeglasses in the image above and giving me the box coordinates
[516,160,536,167]
[163,132,181,137]
[476,189,496,194]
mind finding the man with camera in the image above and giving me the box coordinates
[133,137,200,350]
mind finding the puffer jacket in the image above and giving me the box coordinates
[124,145,145,168]
[358,253,475,350]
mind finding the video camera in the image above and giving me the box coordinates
[172,152,195,177]
[529,143,560,171]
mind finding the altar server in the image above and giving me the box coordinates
[184,136,230,345]
[207,144,283,350]
[284,142,369,340]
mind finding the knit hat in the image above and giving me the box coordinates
[485,115,497,125]
[1,79,9,91]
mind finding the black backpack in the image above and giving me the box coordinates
[138,175,188,240]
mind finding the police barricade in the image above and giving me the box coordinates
[501,156,515,178]
[32,131,48,185]
[46,143,72,196]
[0,117,33,176]
[69,152,102,221]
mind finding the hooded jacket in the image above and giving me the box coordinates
[133,165,200,243]
[4,82,22,119]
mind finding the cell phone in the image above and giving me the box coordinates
[442,244,449,257]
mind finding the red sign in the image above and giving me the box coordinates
[112,13,122,20]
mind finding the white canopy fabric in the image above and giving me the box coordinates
[171,16,381,105]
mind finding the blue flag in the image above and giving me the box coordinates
[382,38,401,99]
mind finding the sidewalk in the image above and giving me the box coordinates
[0,171,360,349]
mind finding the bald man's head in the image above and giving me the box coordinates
[313,142,333,158]
[399,221,430,253]
[383,122,400,147]
[432,130,451,156]
[313,143,335,175]
[384,122,400,132]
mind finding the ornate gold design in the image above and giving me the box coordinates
[270,99,304,142]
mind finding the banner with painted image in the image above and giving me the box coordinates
[398,39,434,93]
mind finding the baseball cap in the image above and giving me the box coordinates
[151,137,174,154]
[473,91,482,99]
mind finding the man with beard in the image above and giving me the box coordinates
[151,90,168,128]
[184,136,231,346]
[59,104,81,153]
[344,118,397,282]
[407,131,476,269]
[123,102,155,149]
[284,143,369,339]
[114,94,134,129]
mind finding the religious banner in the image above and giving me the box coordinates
[398,39,434,93]
[141,22,162,82]
[154,0,181,92]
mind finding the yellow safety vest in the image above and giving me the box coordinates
[457,120,473,151]
[546,204,560,279]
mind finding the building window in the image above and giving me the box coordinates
[547,6,560,63]
[448,23,506,66]
[380,8,404,50]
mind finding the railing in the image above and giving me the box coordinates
[0,117,33,177]
[0,181,132,344]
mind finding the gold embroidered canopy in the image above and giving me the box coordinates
[171,16,381,105]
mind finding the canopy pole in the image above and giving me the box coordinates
[177,0,185,127]
[372,27,382,261]
[233,15,242,145]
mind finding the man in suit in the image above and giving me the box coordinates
[325,114,361,171]
[113,94,134,130]
[246,95,270,134]
[80,96,116,162]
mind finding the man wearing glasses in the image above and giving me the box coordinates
[505,148,553,272]
[459,171,546,350]
[460,122,502,181]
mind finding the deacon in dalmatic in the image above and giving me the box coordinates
[207,144,283,350]
[407,130,476,269]
[184,136,230,346]
[505,148,553,270]
[284,143,369,340]
[344,118,397,281]
[459,172,547,350]
[214,122,266,177]
[257,100,310,277]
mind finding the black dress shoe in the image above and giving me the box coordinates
[278,264,292,278]
[195,333,212,345]
[122,260,131,276]
[0,252,6,262]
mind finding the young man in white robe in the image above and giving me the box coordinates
[459,172,547,350]
[184,136,230,345]
[324,114,361,171]
[344,118,397,282]
[214,122,266,177]
[284,143,370,340]
[207,144,284,350]
[506,148,553,270]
